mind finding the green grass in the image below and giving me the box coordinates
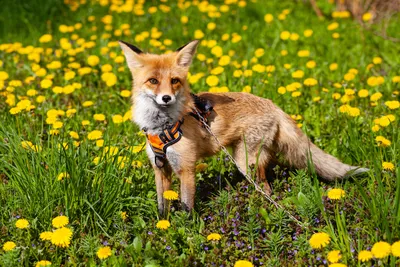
[0,0,399,266]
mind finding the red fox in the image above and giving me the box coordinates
[119,40,368,214]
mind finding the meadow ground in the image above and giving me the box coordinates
[0,0,399,266]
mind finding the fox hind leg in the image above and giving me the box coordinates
[255,150,273,195]
[233,141,272,195]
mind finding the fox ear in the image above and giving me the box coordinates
[176,40,199,68]
[118,40,144,70]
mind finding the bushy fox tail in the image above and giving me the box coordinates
[276,111,368,180]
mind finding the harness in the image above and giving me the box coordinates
[144,93,213,168]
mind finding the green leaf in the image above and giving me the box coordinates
[133,236,142,254]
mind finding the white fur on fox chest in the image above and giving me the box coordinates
[146,144,182,172]
[132,92,185,135]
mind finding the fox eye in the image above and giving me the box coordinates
[171,78,180,84]
[149,78,158,84]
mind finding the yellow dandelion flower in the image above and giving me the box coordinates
[292,91,301,97]
[0,71,9,81]
[385,101,399,110]
[207,233,221,241]
[52,216,69,228]
[57,172,70,181]
[163,190,178,200]
[328,264,347,267]
[39,34,52,43]
[278,86,286,94]
[304,29,313,37]
[51,227,73,248]
[292,70,304,79]
[97,246,112,260]
[358,250,373,262]
[87,55,100,66]
[370,92,382,102]
[93,114,106,121]
[234,260,254,267]
[382,162,394,171]
[297,50,310,57]
[327,250,341,263]
[206,75,219,87]
[363,12,373,22]
[40,231,53,241]
[120,211,128,221]
[112,115,123,124]
[372,125,380,132]
[379,116,390,127]
[391,241,400,257]
[327,22,339,31]
[88,130,103,140]
[194,29,204,39]
[304,78,318,86]
[371,241,391,258]
[264,14,273,23]
[280,31,291,40]
[15,219,29,229]
[156,220,171,230]
[3,241,16,252]
[309,232,330,249]
[358,89,369,98]
[35,260,52,267]
[120,90,131,97]
[327,189,345,200]
[348,107,360,117]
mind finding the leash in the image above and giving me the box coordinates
[193,109,308,229]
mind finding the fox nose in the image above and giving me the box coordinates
[162,95,172,103]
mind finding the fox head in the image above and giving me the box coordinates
[119,40,199,107]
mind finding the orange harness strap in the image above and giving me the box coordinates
[145,119,183,168]
[145,94,213,168]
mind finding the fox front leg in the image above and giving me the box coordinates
[153,165,172,216]
[179,168,196,211]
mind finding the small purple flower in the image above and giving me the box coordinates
[234,229,239,235]
[166,246,171,250]
[103,241,109,246]
[148,231,153,235]
[204,246,209,251]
